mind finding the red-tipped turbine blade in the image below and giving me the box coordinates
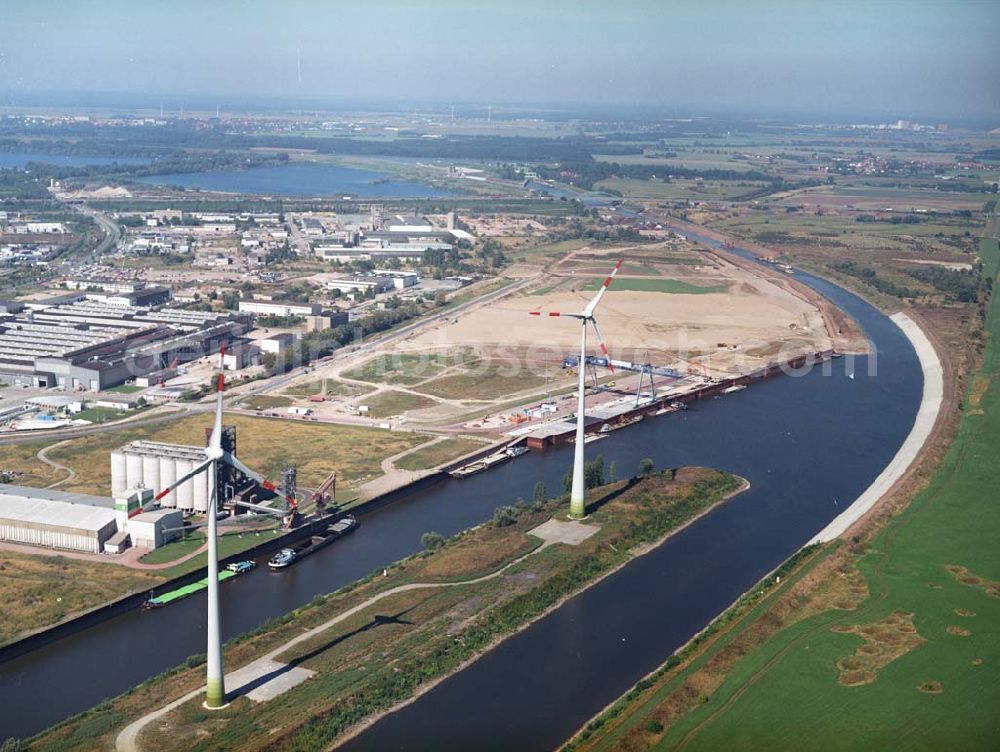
[584,259,624,317]
[529,311,541,316]
[548,312,561,317]
[590,318,614,373]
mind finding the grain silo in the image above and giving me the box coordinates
[110,450,128,497]
[175,458,194,511]
[158,456,177,507]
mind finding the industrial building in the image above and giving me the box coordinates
[0,485,118,553]
[305,310,349,331]
[323,276,395,296]
[112,441,214,512]
[260,333,295,355]
[0,298,247,390]
[238,300,321,317]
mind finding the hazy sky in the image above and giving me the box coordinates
[2,0,997,122]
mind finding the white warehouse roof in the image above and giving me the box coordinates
[0,487,116,531]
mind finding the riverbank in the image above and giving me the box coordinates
[26,469,744,752]
[560,233,999,752]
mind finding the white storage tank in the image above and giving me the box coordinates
[158,457,177,507]
[125,453,143,492]
[110,450,127,496]
[175,459,194,511]
[193,469,209,513]
[142,455,161,498]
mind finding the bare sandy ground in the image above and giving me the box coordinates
[405,263,830,375]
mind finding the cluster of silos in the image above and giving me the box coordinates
[110,441,210,513]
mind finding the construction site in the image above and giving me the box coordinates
[261,239,854,447]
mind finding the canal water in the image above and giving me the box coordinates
[0,268,921,742]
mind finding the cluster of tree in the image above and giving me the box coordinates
[855,213,930,224]
[906,265,981,303]
[830,261,918,299]
[266,242,295,265]
[533,158,776,191]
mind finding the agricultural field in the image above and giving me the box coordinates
[39,413,426,495]
[707,204,986,307]
[568,234,1000,752]
[777,184,993,213]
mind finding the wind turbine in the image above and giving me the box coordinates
[151,343,297,708]
[531,259,622,518]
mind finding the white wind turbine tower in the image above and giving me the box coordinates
[531,259,622,518]
[151,343,297,708]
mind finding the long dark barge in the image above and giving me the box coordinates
[268,515,358,569]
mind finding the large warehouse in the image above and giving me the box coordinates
[0,485,118,553]
[0,298,249,390]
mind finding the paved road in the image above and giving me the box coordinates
[70,203,121,256]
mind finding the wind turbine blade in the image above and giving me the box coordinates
[209,344,225,453]
[154,458,212,502]
[223,452,299,508]
[583,258,624,317]
[590,317,615,373]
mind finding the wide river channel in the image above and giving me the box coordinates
[0,257,922,743]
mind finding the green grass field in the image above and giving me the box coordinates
[359,390,438,418]
[581,278,729,294]
[417,366,551,401]
[342,352,465,386]
[240,394,292,411]
[577,234,1000,751]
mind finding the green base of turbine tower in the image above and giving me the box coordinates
[205,677,226,709]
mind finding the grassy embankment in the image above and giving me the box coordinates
[28,468,742,752]
[0,552,163,646]
[565,234,1000,752]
